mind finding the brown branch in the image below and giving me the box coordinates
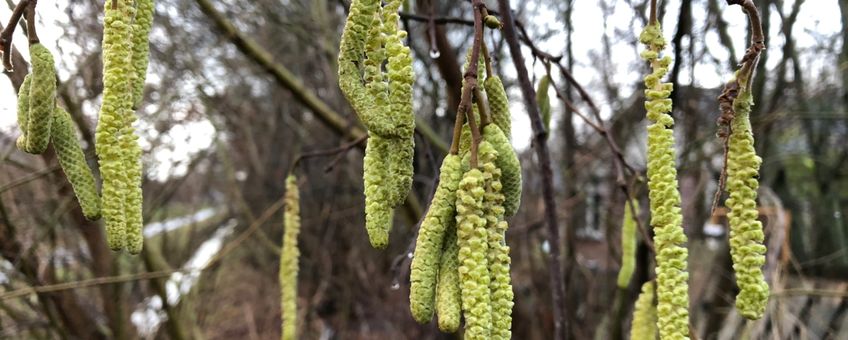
[0,0,31,71]
[496,2,567,339]
[23,0,37,44]
[650,0,658,25]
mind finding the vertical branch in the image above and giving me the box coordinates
[496,2,567,339]
[24,0,38,44]
[0,0,32,71]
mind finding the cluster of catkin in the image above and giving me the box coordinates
[408,55,522,339]
[96,0,154,253]
[15,43,101,221]
[338,0,415,249]
[280,175,301,340]
[15,0,155,254]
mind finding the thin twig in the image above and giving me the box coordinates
[458,0,486,168]
[0,195,287,301]
[289,134,367,173]
[398,12,474,26]
[0,164,61,194]
[0,0,31,71]
[496,2,567,339]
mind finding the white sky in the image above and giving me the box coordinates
[0,0,843,177]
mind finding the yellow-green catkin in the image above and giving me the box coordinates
[640,22,690,340]
[436,225,462,333]
[363,135,393,249]
[483,75,512,139]
[482,125,522,217]
[15,75,32,151]
[617,200,639,288]
[726,85,768,320]
[362,1,390,135]
[536,75,552,131]
[631,281,659,340]
[456,157,493,339]
[480,140,513,340]
[121,123,144,254]
[410,154,463,323]
[386,135,414,206]
[339,0,377,123]
[280,175,301,340]
[52,107,102,220]
[25,44,57,154]
[97,0,136,251]
[383,0,415,139]
[122,0,145,253]
[130,0,154,109]
[116,0,144,254]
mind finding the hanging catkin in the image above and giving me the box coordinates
[410,154,463,323]
[482,125,521,217]
[725,81,768,320]
[130,0,154,108]
[280,175,301,340]
[640,22,690,340]
[24,43,57,154]
[15,75,32,151]
[455,142,497,340]
[617,200,639,288]
[338,0,379,126]
[97,0,136,251]
[631,281,659,340]
[480,140,513,340]
[483,75,512,139]
[536,75,552,131]
[52,107,102,220]
[363,135,394,249]
[435,225,462,333]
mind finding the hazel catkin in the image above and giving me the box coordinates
[410,154,463,323]
[480,141,513,340]
[455,167,491,340]
[726,88,768,320]
[617,200,639,288]
[482,125,522,217]
[338,0,380,126]
[483,75,511,139]
[536,75,552,131]
[363,135,394,249]
[280,174,301,340]
[640,22,690,340]
[25,44,57,154]
[52,107,102,220]
[130,0,154,109]
[435,225,462,333]
[15,75,32,151]
[631,281,659,340]
[97,0,136,251]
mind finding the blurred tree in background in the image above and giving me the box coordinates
[0,0,846,338]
